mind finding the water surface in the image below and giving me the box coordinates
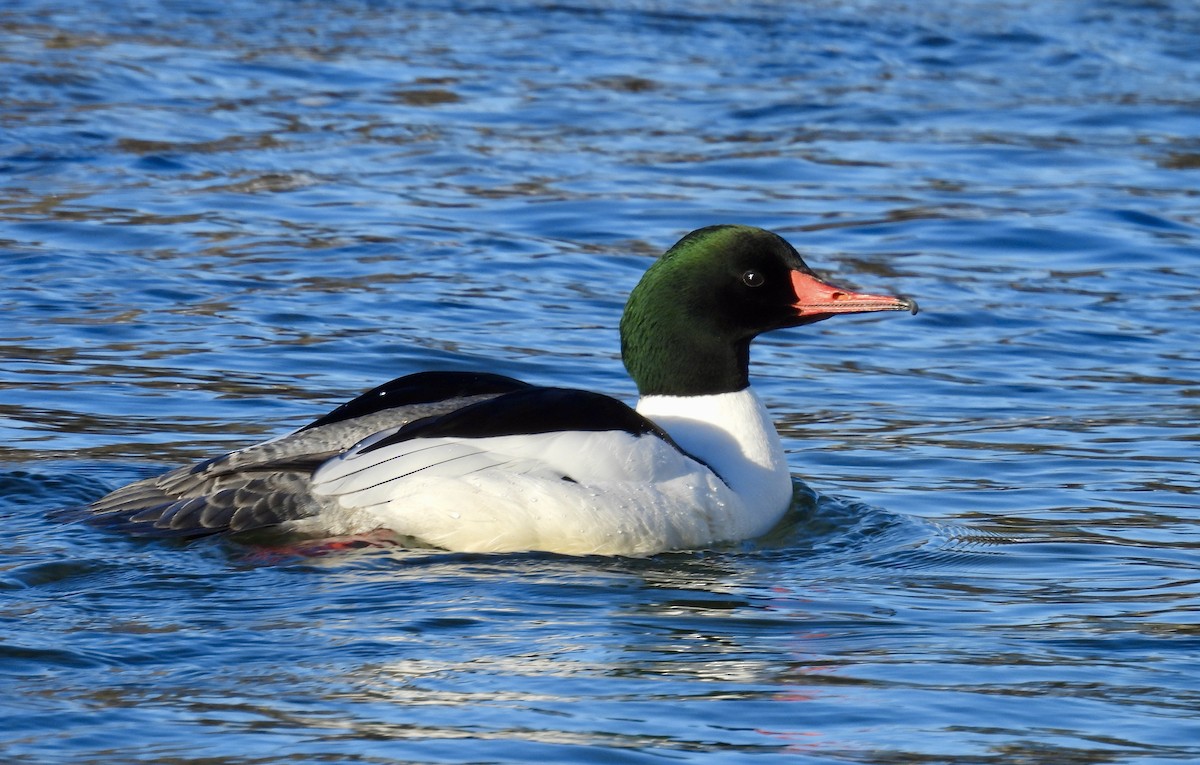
[2,1,1199,762]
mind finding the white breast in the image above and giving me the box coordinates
[636,387,793,530]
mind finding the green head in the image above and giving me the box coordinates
[619,225,917,397]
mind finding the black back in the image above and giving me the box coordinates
[358,386,678,454]
[299,371,531,432]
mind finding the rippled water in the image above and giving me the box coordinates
[3,1,1199,762]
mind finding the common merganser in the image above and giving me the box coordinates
[83,225,917,556]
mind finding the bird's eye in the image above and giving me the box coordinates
[741,270,765,287]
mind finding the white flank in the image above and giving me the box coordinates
[303,390,794,556]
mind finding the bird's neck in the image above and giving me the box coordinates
[620,301,752,396]
[619,246,754,397]
[628,334,751,397]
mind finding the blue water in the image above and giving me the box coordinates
[3,0,1199,762]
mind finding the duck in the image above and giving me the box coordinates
[83,225,917,556]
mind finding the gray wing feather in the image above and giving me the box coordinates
[82,394,504,538]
